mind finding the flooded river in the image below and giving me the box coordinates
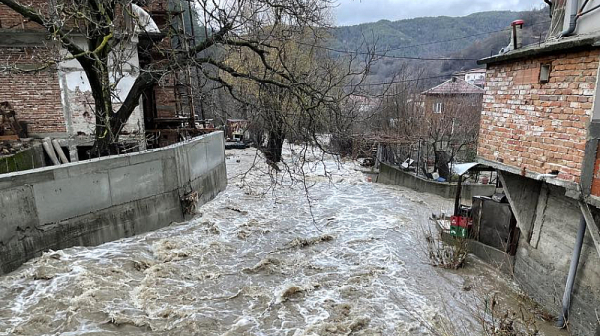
[0,148,566,335]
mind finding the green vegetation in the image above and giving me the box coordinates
[0,146,44,174]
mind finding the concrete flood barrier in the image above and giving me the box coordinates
[0,131,227,274]
[378,162,496,200]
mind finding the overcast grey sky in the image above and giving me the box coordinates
[334,0,541,26]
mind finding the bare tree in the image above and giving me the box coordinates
[362,70,482,179]
[425,94,482,179]
[0,0,357,156]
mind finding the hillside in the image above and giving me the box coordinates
[329,10,550,86]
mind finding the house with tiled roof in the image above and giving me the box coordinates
[416,77,484,177]
[421,77,484,116]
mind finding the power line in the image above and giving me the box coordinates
[354,75,452,87]
[308,19,552,62]
[383,20,551,52]
[299,42,478,61]
[320,19,553,87]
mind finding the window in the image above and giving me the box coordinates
[539,63,551,83]
[434,102,443,113]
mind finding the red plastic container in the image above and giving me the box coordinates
[451,216,472,228]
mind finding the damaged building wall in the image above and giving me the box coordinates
[57,37,145,139]
[0,2,145,150]
[500,172,600,336]
[0,131,227,275]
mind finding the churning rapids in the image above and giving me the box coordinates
[0,147,565,336]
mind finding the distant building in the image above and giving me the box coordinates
[417,77,484,175]
[453,68,486,88]
[421,77,484,115]
[477,1,600,334]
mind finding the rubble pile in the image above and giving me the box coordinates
[0,139,33,157]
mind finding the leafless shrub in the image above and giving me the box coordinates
[421,220,469,269]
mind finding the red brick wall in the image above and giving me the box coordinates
[155,74,179,118]
[0,47,65,134]
[0,0,47,30]
[478,50,599,182]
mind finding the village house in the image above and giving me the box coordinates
[477,0,600,334]
[0,0,201,162]
[419,77,484,174]
[421,76,484,115]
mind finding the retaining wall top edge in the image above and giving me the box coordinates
[0,131,224,184]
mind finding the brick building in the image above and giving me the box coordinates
[477,1,600,334]
[421,76,484,115]
[420,77,484,174]
[0,0,200,160]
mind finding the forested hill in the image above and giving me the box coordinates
[329,10,549,85]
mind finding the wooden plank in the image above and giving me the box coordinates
[579,201,600,259]
[530,183,549,248]
[0,135,19,141]
[42,139,60,166]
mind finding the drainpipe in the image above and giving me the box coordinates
[557,214,587,328]
[561,0,580,37]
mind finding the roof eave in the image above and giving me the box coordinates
[478,34,600,65]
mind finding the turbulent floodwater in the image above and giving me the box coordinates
[0,148,565,336]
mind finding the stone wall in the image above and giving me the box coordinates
[0,132,227,274]
[479,50,600,182]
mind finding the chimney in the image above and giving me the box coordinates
[511,20,524,50]
[500,20,525,54]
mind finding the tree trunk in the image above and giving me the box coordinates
[82,57,118,157]
[435,150,451,180]
[265,127,285,163]
[90,69,157,157]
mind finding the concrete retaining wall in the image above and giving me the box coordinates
[378,163,496,200]
[500,171,600,336]
[0,132,227,274]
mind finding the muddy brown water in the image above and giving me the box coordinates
[0,149,568,335]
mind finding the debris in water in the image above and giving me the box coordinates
[32,266,55,280]
[225,206,249,215]
[133,260,152,271]
[243,257,282,274]
[287,234,334,248]
[275,285,305,304]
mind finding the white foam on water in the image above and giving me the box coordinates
[0,146,564,336]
